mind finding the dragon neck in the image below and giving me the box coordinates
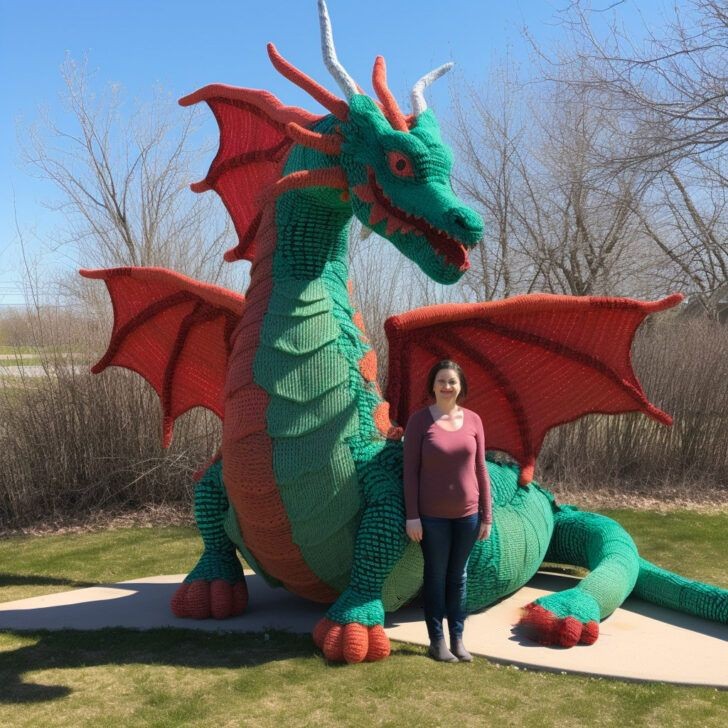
[271,187,352,280]
[248,165,393,452]
[271,116,353,278]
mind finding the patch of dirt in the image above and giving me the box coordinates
[0,503,193,538]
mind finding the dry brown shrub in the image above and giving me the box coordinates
[2,302,726,531]
[0,308,220,530]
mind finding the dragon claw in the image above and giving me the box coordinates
[313,617,390,663]
[519,603,599,647]
[171,579,248,619]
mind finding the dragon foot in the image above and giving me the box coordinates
[518,589,600,647]
[313,617,390,663]
[313,588,390,662]
[171,579,248,619]
[171,550,248,619]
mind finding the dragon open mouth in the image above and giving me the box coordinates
[353,172,470,271]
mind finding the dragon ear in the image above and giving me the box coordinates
[179,86,325,262]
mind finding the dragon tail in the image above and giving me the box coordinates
[633,558,728,624]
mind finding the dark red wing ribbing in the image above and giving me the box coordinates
[179,86,323,262]
[385,293,683,485]
[81,267,245,446]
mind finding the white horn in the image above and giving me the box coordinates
[411,62,454,115]
[318,0,358,99]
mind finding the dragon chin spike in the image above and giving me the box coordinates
[411,62,454,116]
[318,0,358,100]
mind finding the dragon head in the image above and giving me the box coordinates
[325,1,483,284]
[271,0,483,285]
[340,94,483,284]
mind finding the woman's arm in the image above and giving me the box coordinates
[474,413,492,538]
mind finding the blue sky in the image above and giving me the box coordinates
[0,0,673,306]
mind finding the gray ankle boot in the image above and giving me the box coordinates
[450,637,473,662]
[428,639,458,662]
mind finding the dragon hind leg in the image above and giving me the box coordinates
[313,442,407,664]
[519,507,640,647]
[171,460,248,619]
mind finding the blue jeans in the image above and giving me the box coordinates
[420,514,480,642]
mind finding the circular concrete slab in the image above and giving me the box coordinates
[0,572,725,687]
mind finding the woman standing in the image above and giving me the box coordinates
[403,360,492,662]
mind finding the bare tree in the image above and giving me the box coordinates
[22,58,237,291]
[542,1,728,317]
[636,160,728,318]
[451,63,650,298]
[546,0,728,171]
[451,66,528,300]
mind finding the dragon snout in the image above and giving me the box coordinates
[445,207,483,243]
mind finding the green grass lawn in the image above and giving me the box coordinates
[0,356,44,367]
[1,511,727,727]
[0,346,38,355]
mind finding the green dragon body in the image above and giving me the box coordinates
[85,1,727,664]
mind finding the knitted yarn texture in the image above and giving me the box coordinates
[85,0,728,663]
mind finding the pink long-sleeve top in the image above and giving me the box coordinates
[403,407,492,523]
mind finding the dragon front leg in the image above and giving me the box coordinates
[313,444,408,663]
[519,507,639,647]
[171,461,248,619]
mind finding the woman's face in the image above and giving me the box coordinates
[432,368,461,403]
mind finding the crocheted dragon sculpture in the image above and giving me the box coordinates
[82,1,727,663]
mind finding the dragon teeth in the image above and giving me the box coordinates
[385,217,401,236]
[354,183,376,203]
[369,203,388,227]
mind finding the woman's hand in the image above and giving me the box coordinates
[478,521,492,541]
[406,518,423,542]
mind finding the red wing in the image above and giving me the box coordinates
[385,293,683,485]
[81,267,245,447]
[179,85,322,262]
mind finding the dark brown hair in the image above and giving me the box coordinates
[427,359,468,402]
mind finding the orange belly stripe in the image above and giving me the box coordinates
[223,204,338,603]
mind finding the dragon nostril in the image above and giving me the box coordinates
[446,208,478,233]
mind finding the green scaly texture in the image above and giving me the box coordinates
[254,272,363,594]
[251,122,367,595]
[465,461,554,612]
[180,97,728,635]
[183,461,246,585]
[635,558,728,623]
[537,507,639,621]
[341,97,483,285]
[249,117,413,624]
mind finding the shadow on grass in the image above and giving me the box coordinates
[0,628,316,704]
[0,627,429,703]
[0,573,96,590]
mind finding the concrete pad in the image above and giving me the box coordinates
[1,572,726,687]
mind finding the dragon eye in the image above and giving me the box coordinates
[387,151,414,178]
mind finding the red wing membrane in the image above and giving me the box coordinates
[385,293,683,485]
[179,86,321,262]
[81,267,245,447]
